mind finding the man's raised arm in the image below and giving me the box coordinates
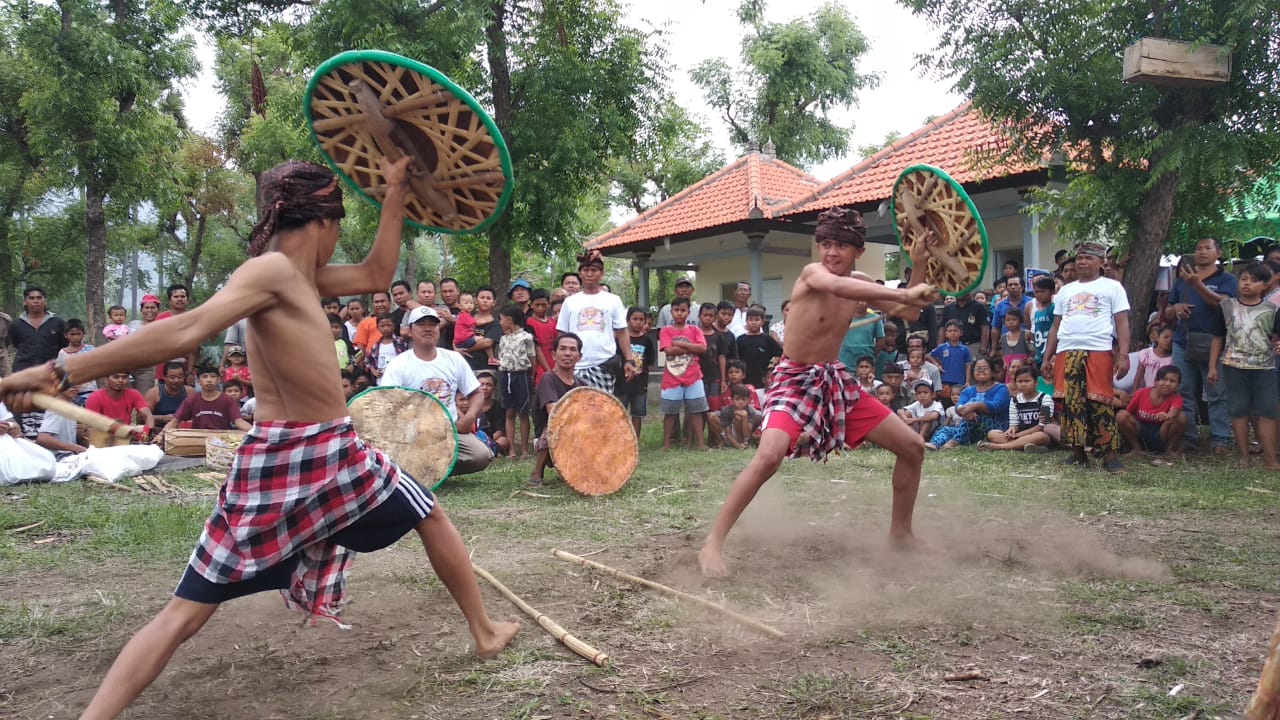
[315,156,413,297]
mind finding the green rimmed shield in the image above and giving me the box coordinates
[347,385,458,491]
[890,164,990,297]
[304,50,513,235]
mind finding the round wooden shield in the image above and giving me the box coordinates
[347,386,458,491]
[547,386,637,496]
[890,164,990,297]
[304,50,514,234]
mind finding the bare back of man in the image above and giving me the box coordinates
[1,157,519,720]
[698,210,939,578]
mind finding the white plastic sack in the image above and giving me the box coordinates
[76,444,164,483]
[0,434,58,485]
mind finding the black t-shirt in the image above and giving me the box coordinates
[534,372,582,436]
[905,304,939,349]
[438,304,461,348]
[390,306,408,330]
[699,328,733,384]
[615,332,656,394]
[477,400,505,437]
[942,300,989,346]
[466,317,504,373]
[10,315,68,371]
[736,333,782,388]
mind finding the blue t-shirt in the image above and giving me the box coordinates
[1167,268,1237,346]
[929,342,971,385]
[992,295,1031,332]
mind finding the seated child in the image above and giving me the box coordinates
[874,384,897,408]
[901,347,941,394]
[221,344,253,393]
[879,364,912,411]
[898,379,943,440]
[101,305,132,342]
[1117,365,1186,463]
[717,384,762,449]
[978,366,1053,453]
[854,355,882,394]
[717,359,762,410]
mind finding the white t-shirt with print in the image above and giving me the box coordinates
[379,347,479,420]
[556,290,627,369]
[1053,276,1130,352]
[902,399,943,419]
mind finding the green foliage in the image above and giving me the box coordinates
[692,1,878,168]
[610,97,723,214]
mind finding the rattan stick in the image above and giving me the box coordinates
[473,565,609,666]
[552,549,785,639]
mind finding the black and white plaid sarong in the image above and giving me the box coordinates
[573,364,615,393]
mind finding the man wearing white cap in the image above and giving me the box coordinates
[657,277,696,329]
[380,306,492,476]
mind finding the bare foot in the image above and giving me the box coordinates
[890,532,929,552]
[1264,463,1280,471]
[474,619,521,659]
[698,544,728,578]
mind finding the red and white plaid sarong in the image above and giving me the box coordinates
[761,357,860,462]
[188,417,402,625]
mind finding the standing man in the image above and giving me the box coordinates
[555,251,635,393]
[8,287,68,437]
[698,208,937,577]
[657,277,696,328]
[154,284,196,382]
[1040,242,1132,473]
[0,307,11,377]
[508,279,533,317]
[1163,237,1236,454]
[389,280,419,335]
[354,291,393,354]
[380,306,493,477]
[941,292,989,360]
[438,277,462,348]
[989,275,1031,355]
[560,272,581,296]
[727,281,751,337]
[0,157,518,717]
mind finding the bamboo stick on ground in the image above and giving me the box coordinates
[552,549,785,639]
[1246,609,1280,720]
[472,564,609,667]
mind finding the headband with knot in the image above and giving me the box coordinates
[815,207,866,247]
[247,161,346,256]
[577,249,605,270]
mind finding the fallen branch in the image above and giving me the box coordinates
[87,477,146,495]
[472,564,609,667]
[552,549,785,639]
[7,521,44,534]
[944,669,989,682]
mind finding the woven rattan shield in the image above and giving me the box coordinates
[890,164,990,297]
[347,386,458,491]
[305,50,513,234]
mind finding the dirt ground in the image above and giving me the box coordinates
[1,483,1272,720]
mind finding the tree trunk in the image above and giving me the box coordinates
[84,183,109,338]
[485,0,514,292]
[1124,166,1180,350]
[184,214,207,289]
[404,232,418,283]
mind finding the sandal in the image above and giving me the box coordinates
[1102,458,1125,474]
[977,441,994,451]
[1060,454,1089,467]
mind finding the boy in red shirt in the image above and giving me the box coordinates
[86,372,155,430]
[1117,365,1186,464]
[659,297,707,449]
[526,289,556,385]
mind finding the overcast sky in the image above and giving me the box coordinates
[179,0,965,183]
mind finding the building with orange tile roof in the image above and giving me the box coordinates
[590,103,1065,316]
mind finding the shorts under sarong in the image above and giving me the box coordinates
[180,417,433,626]
[761,357,889,462]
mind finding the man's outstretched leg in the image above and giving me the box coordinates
[698,428,790,577]
[862,415,926,549]
[81,598,220,720]
[415,506,520,658]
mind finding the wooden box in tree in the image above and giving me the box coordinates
[1122,38,1230,87]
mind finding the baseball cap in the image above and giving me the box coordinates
[227,344,246,356]
[140,293,160,307]
[407,306,441,324]
[675,276,693,287]
[508,278,532,297]
[911,378,934,391]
